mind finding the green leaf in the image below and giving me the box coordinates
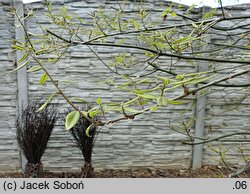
[48,58,58,64]
[85,124,93,137]
[37,92,58,112]
[119,82,133,88]
[176,74,185,80]
[71,97,88,103]
[167,100,184,105]
[35,49,48,55]
[103,105,122,113]
[157,97,184,106]
[133,20,139,30]
[150,106,159,111]
[184,71,211,77]
[115,52,126,63]
[203,9,217,19]
[187,4,196,12]
[162,7,171,17]
[27,65,43,73]
[187,75,216,85]
[123,107,144,114]
[39,73,49,85]
[97,97,102,105]
[27,31,38,37]
[123,97,139,106]
[101,38,106,43]
[88,110,99,118]
[18,52,29,63]
[172,77,195,86]
[173,36,191,44]
[65,111,80,130]
[10,59,30,73]
[192,22,199,29]
[151,41,167,48]
[37,103,48,113]
[135,93,158,100]
[12,44,25,51]
[47,1,53,11]
[157,96,168,106]
[170,11,177,17]
[164,84,183,91]
[164,79,170,85]
[135,78,153,85]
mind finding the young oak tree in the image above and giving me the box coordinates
[11,0,250,176]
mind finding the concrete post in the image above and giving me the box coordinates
[192,63,208,169]
[14,0,28,171]
[192,6,211,169]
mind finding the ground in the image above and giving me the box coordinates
[0,166,249,178]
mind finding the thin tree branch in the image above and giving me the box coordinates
[14,5,95,124]
[182,132,250,145]
[47,29,250,88]
[229,162,250,177]
[99,67,250,126]
[64,15,250,44]
[154,67,250,87]
[173,68,250,100]
[30,55,94,124]
[219,0,225,19]
[46,29,250,65]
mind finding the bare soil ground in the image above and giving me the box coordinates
[0,166,249,178]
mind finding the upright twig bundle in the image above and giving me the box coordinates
[67,110,98,177]
[16,100,57,177]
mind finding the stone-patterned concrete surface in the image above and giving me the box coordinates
[0,0,249,171]
[0,0,20,171]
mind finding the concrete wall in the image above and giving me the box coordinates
[202,4,250,166]
[0,0,249,171]
[0,0,20,171]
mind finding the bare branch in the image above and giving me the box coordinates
[182,132,250,145]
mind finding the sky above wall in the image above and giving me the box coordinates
[22,0,250,7]
[175,0,250,7]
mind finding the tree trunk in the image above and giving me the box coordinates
[25,161,44,178]
[81,162,94,178]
